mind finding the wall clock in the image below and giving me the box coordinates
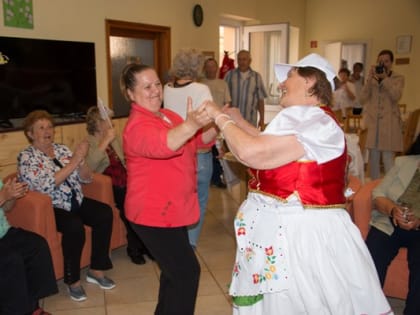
[193,4,203,27]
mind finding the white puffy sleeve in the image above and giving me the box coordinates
[263,105,345,163]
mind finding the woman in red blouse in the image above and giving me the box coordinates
[121,63,214,315]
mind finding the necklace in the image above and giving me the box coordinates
[174,79,193,88]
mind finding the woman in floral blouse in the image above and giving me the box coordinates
[17,110,115,302]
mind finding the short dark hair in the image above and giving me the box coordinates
[353,62,363,71]
[204,58,218,67]
[378,49,394,62]
[338,68,351,76]
[297,67,333,106]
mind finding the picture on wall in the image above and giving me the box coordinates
[3,0,33,29]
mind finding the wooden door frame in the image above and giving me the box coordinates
[105,19,171,111]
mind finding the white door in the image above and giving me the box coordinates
[324,41,367,76]
[243,23,289,107]
[324,41,342,75]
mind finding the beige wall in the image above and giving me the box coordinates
[256,0,306,59]
[0,0,418,110]
[0,0,259,106]
[303,0,420,111]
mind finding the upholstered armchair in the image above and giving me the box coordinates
[5,172,126,280]
[346,175,362,219]
[352,179,408,299]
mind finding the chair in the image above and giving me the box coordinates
[402,108,420,153]
[333,109,343,124]
[5,173,127,280]
[352,179,408,299]
[344,108,363,134]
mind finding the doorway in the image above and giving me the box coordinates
[219,22,296,122]
[243,23,291,106]
[324,41,368,78]
[105,19,171,117]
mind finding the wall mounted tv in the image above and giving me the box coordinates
[0,36,97,129]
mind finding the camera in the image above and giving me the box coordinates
[375,63,385,74]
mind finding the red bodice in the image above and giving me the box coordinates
[248,149,347,207]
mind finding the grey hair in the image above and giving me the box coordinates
[85,106,114,135]
[170,48,205,80]
[85,107,103,135]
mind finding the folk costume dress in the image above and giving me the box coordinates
[229,105,392,315]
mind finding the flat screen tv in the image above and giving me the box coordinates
[0,36,97,129]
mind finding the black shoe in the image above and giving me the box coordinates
[127,248,146,265]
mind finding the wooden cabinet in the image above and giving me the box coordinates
[61,123,87,151]
[0,118,127,179]
[113,117,128,136]
[0,130,29,177]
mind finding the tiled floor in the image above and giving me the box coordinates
[41,185,406,314]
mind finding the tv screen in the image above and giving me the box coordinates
[0,36,97,128]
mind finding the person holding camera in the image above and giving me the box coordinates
[365,134,420,315]
[360,49,405,180]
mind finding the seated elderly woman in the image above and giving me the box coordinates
[17,110,115,302]
[366,133,420,315]
[0,177,58,315]
[85,106,152,265]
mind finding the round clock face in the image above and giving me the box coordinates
[193,4,203,27]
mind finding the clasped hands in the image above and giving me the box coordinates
[2,177,28,201]
[390,205,420,231]
[72,139,94,182]
[185,97,239,129]
[72,139,89,167]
